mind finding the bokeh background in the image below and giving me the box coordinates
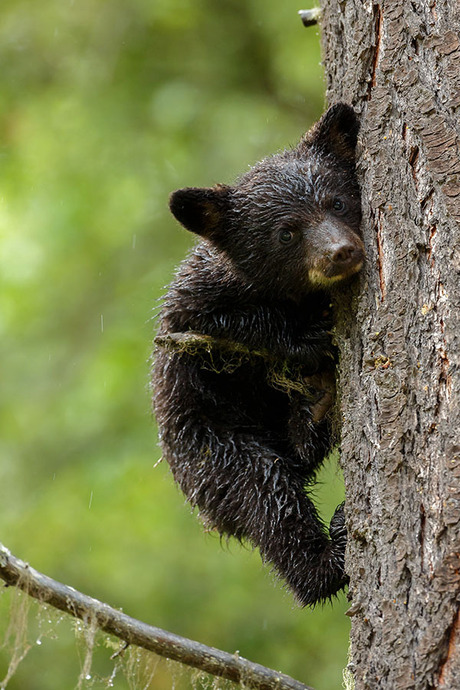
[0,1,349,688]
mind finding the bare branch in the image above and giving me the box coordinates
[0,543,314,690]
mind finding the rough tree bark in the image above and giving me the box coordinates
[319,0,460,688]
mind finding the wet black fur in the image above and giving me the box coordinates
[152,104,364,606]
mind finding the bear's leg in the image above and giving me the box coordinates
[170,430,347,606]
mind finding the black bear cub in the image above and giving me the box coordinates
[152,103,364,606]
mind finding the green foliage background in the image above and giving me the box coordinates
[0,1,349,688]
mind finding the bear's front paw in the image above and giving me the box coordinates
[305,370,336,423]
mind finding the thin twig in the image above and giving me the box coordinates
[154,331,275,363]
[298,9,322,27]
[0,543,314,690]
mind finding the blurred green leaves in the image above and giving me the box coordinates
[0,1,348,689]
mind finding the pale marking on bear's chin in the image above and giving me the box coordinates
[308,261,363,286]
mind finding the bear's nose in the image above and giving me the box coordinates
[331,243,357,265]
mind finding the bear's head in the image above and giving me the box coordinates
[169,103,364,298]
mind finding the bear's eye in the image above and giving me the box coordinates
[332,197,347,214]
[278,229,295,245]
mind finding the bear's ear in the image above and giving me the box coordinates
[169,185,232,238]
[300,103,359,162]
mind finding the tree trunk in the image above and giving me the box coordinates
[320,0,460,687]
